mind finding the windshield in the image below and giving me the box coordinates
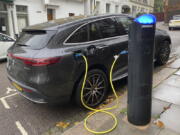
[173,16,180,20]
[16,30,56,50]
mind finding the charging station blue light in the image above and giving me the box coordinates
[135,14,156,24]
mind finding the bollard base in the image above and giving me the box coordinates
[123,116,151,130]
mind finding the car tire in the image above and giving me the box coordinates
[75,69,109,108]
[156,40,171,66]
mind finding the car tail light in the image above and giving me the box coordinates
[8,53,61,66]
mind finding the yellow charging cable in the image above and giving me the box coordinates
[80,55,120,134]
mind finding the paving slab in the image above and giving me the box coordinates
[100,114,161,135]
[153,68,177,88]
[158,104,180,134]
[159,129,180,135]
[163,75,180,88]
[175,69,180,76]
[153,84,180,105]
[167,58,180,69]
[152,98,171,118]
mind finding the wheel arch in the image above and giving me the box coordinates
[155,36,171,57]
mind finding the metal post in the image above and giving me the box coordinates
[127,14,156,126]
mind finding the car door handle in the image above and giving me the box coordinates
[96,45,108,49]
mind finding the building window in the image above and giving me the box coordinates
[0,2,7,11]
[115,5,119,13]
[16,5,29,33]
[95,1,100,14]
[122,5,131,14]
[143,0,148,4]
[141,8,145,13]
[16,5,28,13]
[47,8,55,21]
[106,3,110,13]
[0,2,8,35]
[69,13,75,17]
[132,6,137,17]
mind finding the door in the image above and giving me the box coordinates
[17,16,28,33]
[47,9,54,21]
[95,18,128,80]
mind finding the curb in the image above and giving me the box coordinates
[60,60,179,135]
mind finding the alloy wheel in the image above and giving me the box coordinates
[83,74,106,107]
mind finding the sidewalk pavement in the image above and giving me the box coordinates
[55,58,180,135]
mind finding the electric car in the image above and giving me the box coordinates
[7,14,171,107]
[169,15,180,30]
[0,33,15,60]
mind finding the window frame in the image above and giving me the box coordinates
[115,16,133,33]
[63,16,128,46]
[66,24,89,43]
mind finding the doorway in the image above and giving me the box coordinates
[47,8,55,21]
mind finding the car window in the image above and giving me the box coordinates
[115,17,133,33]
[173,16,180,20]
[0,34,14,42]
[88,22,101,41]
[16,30,55,50]
[95,18,120,38]
[66,25,88,43]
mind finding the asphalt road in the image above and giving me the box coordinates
[0,62,88,135]
[0,23,180,135]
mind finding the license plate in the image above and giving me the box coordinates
[12,82,23,92]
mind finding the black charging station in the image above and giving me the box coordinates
[127,14,156,126]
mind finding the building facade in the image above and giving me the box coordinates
[125,0,154,17]
[164,0,180,23]
[154,0,164,13]
[0,0,154,38]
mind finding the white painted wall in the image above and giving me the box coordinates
[95,0,122,14]
[14,0,46,25]
[14,0,84,26]
[48,0,84,19]
[9,0,154,37]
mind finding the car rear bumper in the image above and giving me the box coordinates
[169,24,180,28]
[7,74,73,104]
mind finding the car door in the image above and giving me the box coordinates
[112,16,133,80]
[64,22,110,69]
[91,18,128,80]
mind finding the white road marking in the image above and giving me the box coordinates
[0,93,18,109]
[0,98,10,109]
[15,121,28,135]
[6,87,16,94]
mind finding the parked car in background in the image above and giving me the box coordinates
[169,15,180,30]
[0,33,15,60]
[7,14,171,108]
